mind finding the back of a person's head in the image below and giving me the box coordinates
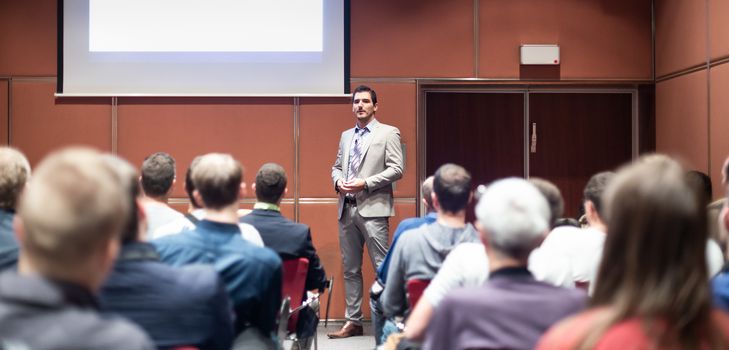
[421,176,435,212]
[476,178,550,260]
[19,147,130,272]
[433,163,471,213]
[685,170,713,207]
[140,152,175,198]
[529,177,564,228]
[184,156,203,209]
[589,155,718,349]
[583,171,615,217]
[103,154,141,245]
[192,153,242,209]
[0,147,30,211]
[255,163,287,204]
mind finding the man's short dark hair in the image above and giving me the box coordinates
[352,85,377,105]
[529,178,564,228]
[255,163,287,204]
[192,153,243,209]
[140,152,176,198]
[584,171,615,217]
[433,164,471,213]
[103,155,140,245]
[686,170,713,207]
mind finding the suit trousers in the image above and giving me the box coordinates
[338,203,389,324]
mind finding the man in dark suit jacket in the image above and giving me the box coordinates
[241,163,327,346]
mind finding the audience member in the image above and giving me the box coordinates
[538,156,729,349]
[708,161,729,255]
[0,147,30,271]
[99,155,234,350]
[153,153,282,343]
[403,177,567,343]
[713,157,729,311]
[0,147,153,349]
[240,163,327,348]
[424,178,586,350]
[381,164,479,343]
[529,171,614,290]
[685,170,725,277]
[152,156,263,246]
[370,176,436,345]
[139,152,184,238]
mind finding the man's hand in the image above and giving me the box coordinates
[339,178,366,193]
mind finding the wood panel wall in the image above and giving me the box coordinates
[0,0,652,320]
[655,0,729,200]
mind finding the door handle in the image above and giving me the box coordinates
[530,122,537,153]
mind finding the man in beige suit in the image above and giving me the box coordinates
[329,85,404,338]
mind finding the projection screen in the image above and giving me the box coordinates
[58,0,349,96]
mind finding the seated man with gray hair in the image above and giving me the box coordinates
[0,147,153,349]
[0,147,31,271]
[424,178,586,350]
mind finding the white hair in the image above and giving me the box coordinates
[475,178,550,258]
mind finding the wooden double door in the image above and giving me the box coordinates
[425,89,635,220]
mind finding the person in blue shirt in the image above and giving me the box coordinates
[0,147,30,272]
[154,153,282,345]
[369,176,436,346]
[99,155,234,350]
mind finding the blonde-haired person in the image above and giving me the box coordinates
[0,147,153,349]
[537,156,729,349]
[0,147,30,271]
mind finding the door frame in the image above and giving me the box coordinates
[416,83,639,216]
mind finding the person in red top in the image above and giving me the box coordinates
[537,155,729,350]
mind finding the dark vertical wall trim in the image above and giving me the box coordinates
[7,79,11,145]
[293,97,300,222]
[57,0,64,93]
[344,0,351,93]
[651,0,655,82]
[473,0,480,77]
[706,0,712,174]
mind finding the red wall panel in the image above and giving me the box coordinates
[350,0,474,78]
[301,202,416,320]
[117,98,294,200]
[710,0,729,60]
[479,0,651,79]
[656,70,709,172]
[655,0,707,77]
[11,81,112,166]
[299,83,417,198]
[0,81,7,145]
[0,1,56,76]
[710,64,729,200]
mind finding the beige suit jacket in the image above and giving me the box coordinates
[331,119,404,219]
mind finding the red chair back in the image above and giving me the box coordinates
[406,279,430,308]
[282,257,309,333]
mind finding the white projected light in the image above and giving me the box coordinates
[60,0,346,96]
[89,0,323,52]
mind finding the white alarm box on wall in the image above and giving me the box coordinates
[520,45,560,65]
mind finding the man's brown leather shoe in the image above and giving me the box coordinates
[326,321,364,339]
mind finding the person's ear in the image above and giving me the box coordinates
[193,190,205,208]
[431,193,440,211]
[239,182,247,198]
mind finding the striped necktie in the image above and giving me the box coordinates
[348,127,366,181]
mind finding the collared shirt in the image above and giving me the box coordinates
[253,202,280,212]
[349,118,378,155]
